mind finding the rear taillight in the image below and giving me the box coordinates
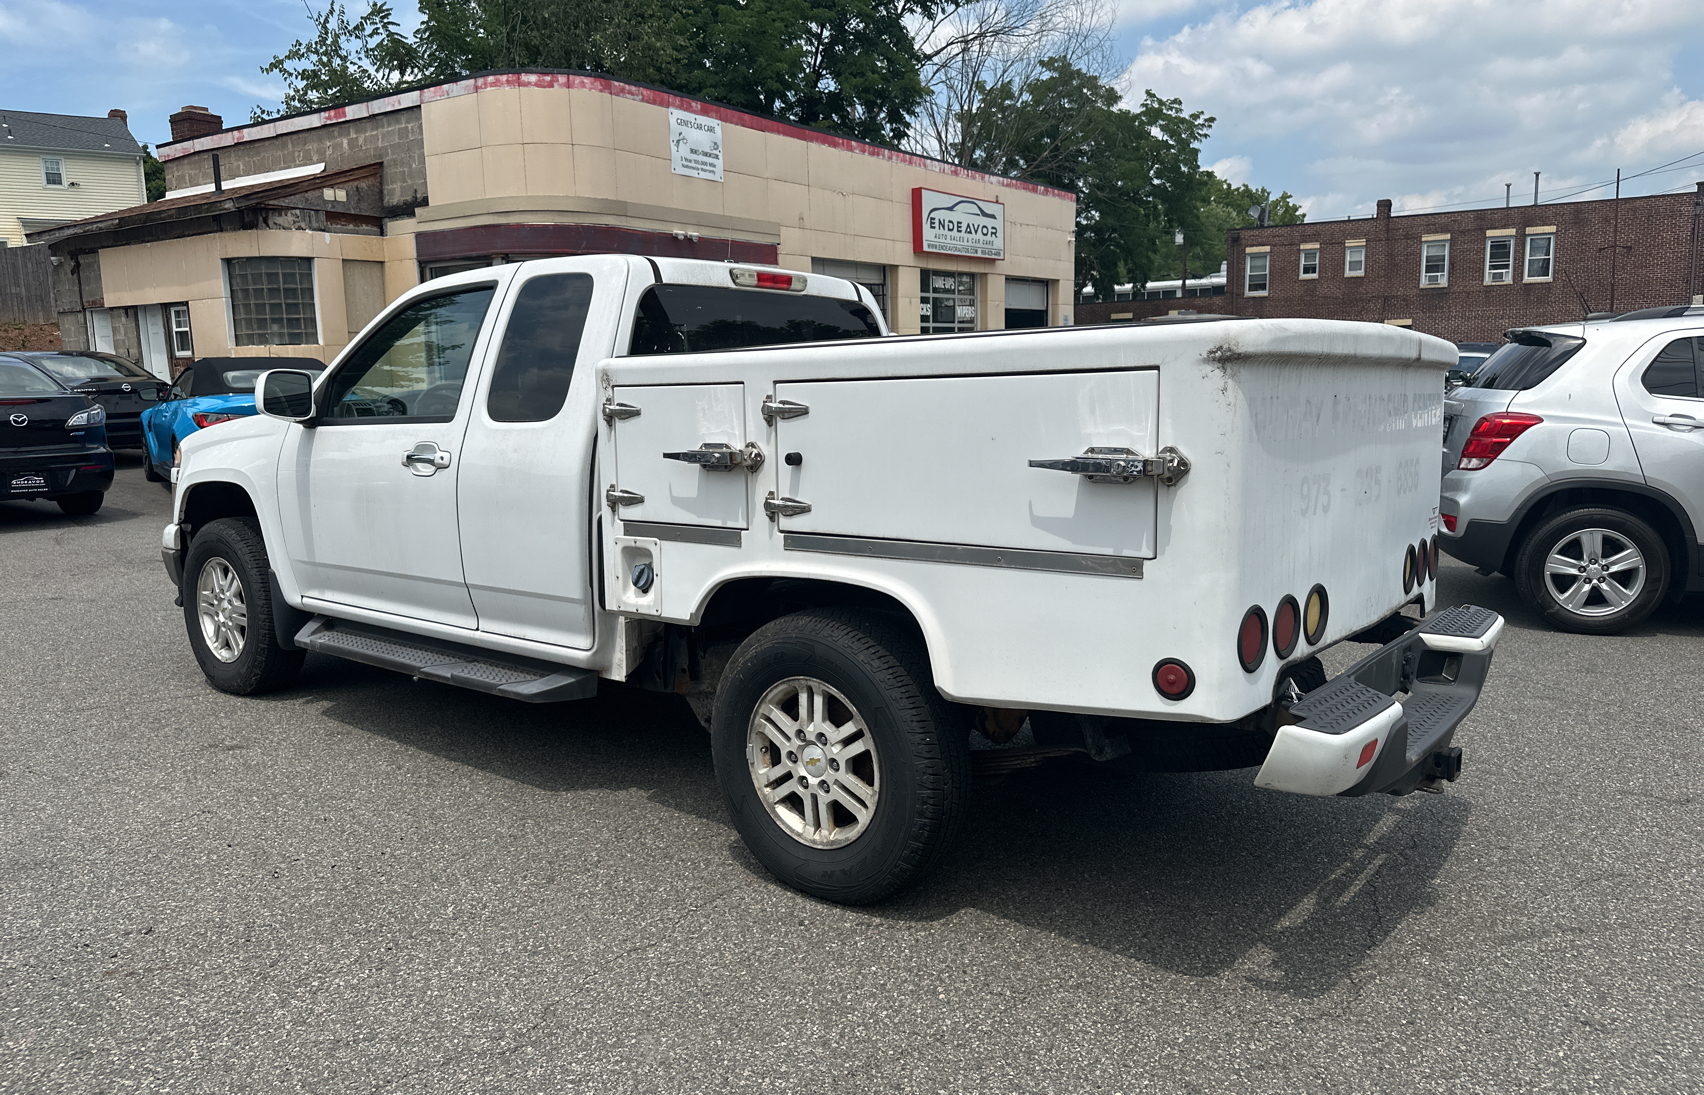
[192,412,241,429]
[1441,512,1458,533]
[1403,544,1418,593]
[1237,606,1268,673]
[1457,413,1542,470]
[730,268,807,292]
[1152,659,1195,700]
[1273,595,1300,658]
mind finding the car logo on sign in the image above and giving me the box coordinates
[9,413,27,427]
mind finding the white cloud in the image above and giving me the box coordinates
[1121,0,1704,214]
[220,75,286,103]
[1209,155,1251,184]
[1112,0,1207,29]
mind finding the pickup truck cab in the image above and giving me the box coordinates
[162,255,1502,904]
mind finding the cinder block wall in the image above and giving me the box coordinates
[162,109,427,217]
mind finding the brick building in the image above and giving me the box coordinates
[1079,185,1704,341]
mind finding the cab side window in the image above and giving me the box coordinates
[322,286,496,422]
[486,274,594,423]
[1641,337,1702,399]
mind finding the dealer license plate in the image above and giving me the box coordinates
[10,475,49,493]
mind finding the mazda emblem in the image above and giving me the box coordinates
[9,413,27,427]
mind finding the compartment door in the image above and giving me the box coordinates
[609,383,749,529]
[773,371,1158,566]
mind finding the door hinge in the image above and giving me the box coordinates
[761,396,809,426]
[764,492,812,519]
[662,441,766,473]
[1027,445,1190,486]
[601,399,642,424]
[605,486,645,508]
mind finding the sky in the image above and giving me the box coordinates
[1,0,1702,220]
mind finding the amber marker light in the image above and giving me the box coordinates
[1303,584,1329,645]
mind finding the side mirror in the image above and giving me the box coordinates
[257,369,317,424]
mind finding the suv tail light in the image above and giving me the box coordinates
[1457,413,1543,470]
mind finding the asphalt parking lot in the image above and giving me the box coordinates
[3,454,1700,1095]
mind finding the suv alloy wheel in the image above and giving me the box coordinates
[1514,507,1670,634]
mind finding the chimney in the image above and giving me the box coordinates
[1376,198,1392,222]
[107,108,128,125]
[169,105,224,143]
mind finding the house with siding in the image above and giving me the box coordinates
[0,109,145,247]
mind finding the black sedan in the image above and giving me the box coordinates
[6,351,168,449]
[0,358,114,516]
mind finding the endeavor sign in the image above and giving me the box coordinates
[912,187,1005,260]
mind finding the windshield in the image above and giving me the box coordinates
[1466,332,1585,391]
[0,361,68,396]
[630,285,881,355]
[26,353,146,382]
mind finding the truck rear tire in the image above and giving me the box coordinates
[711,609,969,905]
[1514,506,1668,634]
[182,517,305,695]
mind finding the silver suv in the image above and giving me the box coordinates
[1440,305,1704,633]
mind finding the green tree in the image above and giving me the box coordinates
[1149,175,1304,284]
[142,145,165,202]
[951,58,1213,295]
[253,1,422,120]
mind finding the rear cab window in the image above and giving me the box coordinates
[629,285,882,356]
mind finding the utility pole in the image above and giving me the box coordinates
[1598,169,1632,313]
[1175,228,1187,300]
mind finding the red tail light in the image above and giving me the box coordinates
[1441,512,1458,532]
[1457,413,1542,470]
[1152,659,1195,699]
[730,268,807,292]
[1273,595,1300,658]
[192,412,241,429]
[1237,606,1268,673]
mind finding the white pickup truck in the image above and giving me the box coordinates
[162,255,1503,903]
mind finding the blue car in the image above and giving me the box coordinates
[142,356,324,484]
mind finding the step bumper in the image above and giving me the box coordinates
[1255,604,1502,798]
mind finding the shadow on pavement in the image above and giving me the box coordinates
[296,651,1469,999]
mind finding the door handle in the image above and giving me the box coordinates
[1652,415,1702,430]
[663,441,766,472]
[1028,445,1191,485]
[402,442,452,476]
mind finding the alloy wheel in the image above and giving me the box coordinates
[1541,527,1646,617]
[195,557,248,662]
[746,676,880,849]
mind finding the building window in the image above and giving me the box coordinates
[812,258,889,327]
[921,269,977,333]
[1299,248,1319,278]
[1421,241,1450,287]
[41,158,64,187]
[1345,245,1365,277]
[1245,252,1269,295]
[1485,238,1514,284]
[169,305,193,356]
[1525,234,1554,280]
[227,257,318,346]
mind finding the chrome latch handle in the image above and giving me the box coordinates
[402,442,452,476]
[663,441,766,473]
[764,492,812,519]
[605,486,645,508]
[761,396,809,426]
[1028,445,1190,486]
[601,399,641,424]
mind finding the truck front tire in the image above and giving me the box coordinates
[711,609,969,905]
[182,517,305,695]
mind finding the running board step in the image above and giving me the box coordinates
[294,617,598,703]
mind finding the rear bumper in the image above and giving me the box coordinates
[0,447,114,499]
[1255,604,1502,797]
